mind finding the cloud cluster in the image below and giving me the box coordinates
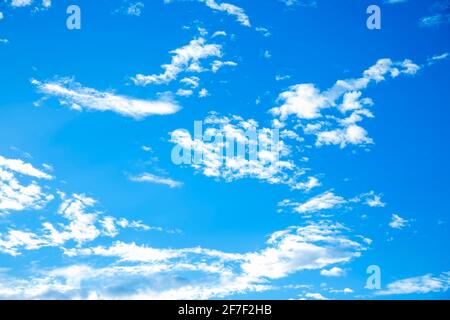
[9,0,51,9]
[0,191,151,256]
[0,155,53,213]
[270,59,420,148]
[131,33,237,99]
[132,37,223,86]
[0,152,371,299]
[170,112,310,187]
[0,220,365,299]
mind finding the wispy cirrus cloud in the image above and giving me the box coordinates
[420,0,450,27]
[377,272,450,295]
[164,0,251,27]
[389,214,409,229]
[279,191,346,215]
[384,0,408,4]
[280,0,317,7]
[129,173,183,188]
[32,77,180,119]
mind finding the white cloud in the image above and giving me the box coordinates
[9,0,51,8]
[303,292,328,300]
[0,188,153,255]
[0,155,52,180]
[0,148,369,299]
[263,50,272,59]
[377,272,450,295]
[199,0,251,27]
[164,1,250,28]
[275,74,291,81]
[56,221,365,298]
[0,230,48,256]
[272,59,420,121]
[291,192,346,214]
[180,76,200,88]
[198,88,209,97]
[420,14,450,27]
[271,83,329,120]
[242,223,364,280]
[0,155,54,214]
[170,113,305,187]
[212,30,227,38]
[132,37,222,85]
[329,287,354,294]
[389,214,409,229]
[114,1,144,16]
[355,191,386,207]
[255,26,271,37]
[0,168,53,213]
[176,88,194,97]
[293,176,321,192]
[419,1,450,27]
[320,266,345,277]
[11,0,33,7]
[129,173,183,188]
[48,194,102,245]
[280,0,317,7]
[32,77,180,119]
[126,2,144,16]
[384,0,408,4]
[315,124,373,148]
[270,59,420,148]
[66,241,183,262]
[428,52,449,65]
[211,60,237,73]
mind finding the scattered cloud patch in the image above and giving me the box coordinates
[170,112,306,187]
[389,214,409,229]
[129,173,183,188]
[132,36,223,86]
[377,272,450,295]
[270,58,420,148]
[284,192,346,215]
[115,1,144,16]
[320,266,345,277]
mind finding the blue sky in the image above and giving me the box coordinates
[0,0,449,299]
